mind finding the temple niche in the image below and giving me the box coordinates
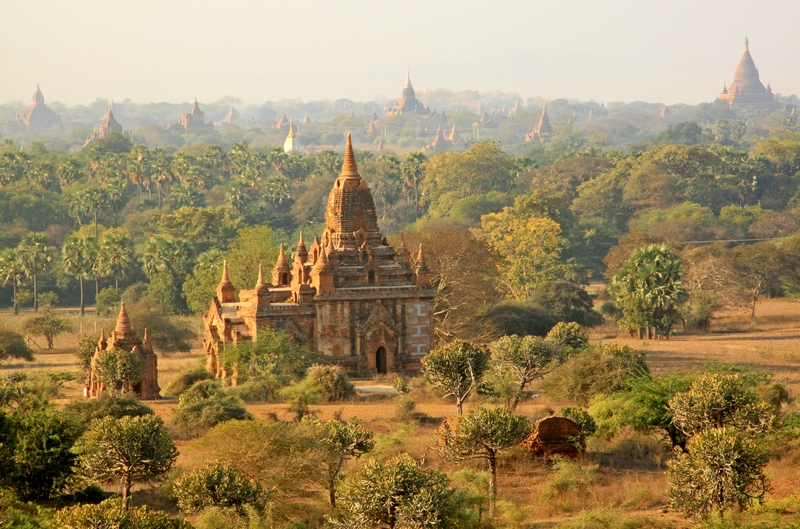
[15,84,60,129]
[387,71,431,116]
[717,38,779,110]
[167,99,214,133]
[89,303,160,399]
[84,104,132,146]
[204,134,437,378]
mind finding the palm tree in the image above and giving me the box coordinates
[127,144,152,199]
[0,248,24,314]
[56,157,82,190]
[17,233,53,313]
[97,230,135,292]
[62,234,98,316]
[151,148,173,208]
[401,152,426,219]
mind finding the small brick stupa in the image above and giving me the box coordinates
[88,302,160,399]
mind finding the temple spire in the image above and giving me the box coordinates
[405,70,412,88]
[216,260,236,303]
[744,36,749,51]
[272,244,291,286]
[255,264,268,291]
[340,133,360,179]
[114,302,134,336]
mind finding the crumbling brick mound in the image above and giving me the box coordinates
[522,416,585,458]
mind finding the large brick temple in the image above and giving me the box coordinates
[718,38,778,110]
[203,134,436,378]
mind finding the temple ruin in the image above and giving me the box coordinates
[15,84,60,129]
[718,38,778,109]
[387,71,431,116]
[84,104,131,146]
[88,303,160,399]
[167,99,214,134]
[203,134,436,378]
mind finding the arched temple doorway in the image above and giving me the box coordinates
[375,346,387,374]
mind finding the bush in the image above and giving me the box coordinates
[36,292,59,309]
[173,393,252,428]
[0,330,34,362]
[95,287,121,317]
[395,396,416,421]
[541,343,649,405]
[540,457,599,501]
[755,382,790,411]
[305,364,355,402]
[529,281,603,327]
[173,460,262,514]
[546,322,589,351]
[55,498,191,529]
[178,380,223,407]
[392,376,411,394]
[558,407,596,437]
[481,301,558,339]
[64,394,153,424]
[164,367,214,398]
[74,334,96,383]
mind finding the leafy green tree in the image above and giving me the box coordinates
[11,408,81,500]
[667,428,767,517]
[441,406,530,515]
[304,416,375,507]
[76,415,178,509]
[0,248,24,315]
[68,186,110,238]
[97,229,135,292]
[545,322,589,351]
[173,460,263,514]
[64,394,153,424]
[422,340,490,416]
[490,335,562,411]
[304,364,355,402]
[334,453,463,529]
[529,281,603,327]
[610,243,687,339]
[93,348,146,396]
[17,232,54,312]
[0,330,34,362]
[421,142,516,217]
[62,234,98,316]
[481,195,576,300]
[75,334,97,382]
[23,309,73,349]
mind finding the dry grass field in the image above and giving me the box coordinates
[4,299,800,527]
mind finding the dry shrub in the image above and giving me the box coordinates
[552,508,674,529]
[540,457,600,512]
[592,428,669,470]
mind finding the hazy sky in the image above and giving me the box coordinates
[1,0,798,107]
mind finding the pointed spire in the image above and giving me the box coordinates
[340,133,361,179]
[405,70,412,88]
[99,327,106,346]
[277,244,288,266]
[415,244,427,268]
[143,327,150,345]
[216,260,236,303]
[272,244,291,286]
[298,230,306,248]
[255,264,268,291]
[744,36,749,51]
[192,98,200,113]
[287,120,295,138]
[114,302,134,336]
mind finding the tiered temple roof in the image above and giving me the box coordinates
[15,84,60,129]
[718,38,778,109]
[387,71,431,116]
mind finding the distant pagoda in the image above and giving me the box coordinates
[167,99,214,133]
[718,38,778,109]
[85,103,131,146]
[387,71,430,116]
[15,84,60,129]
[525,105,554,143]
[283,120,303,155]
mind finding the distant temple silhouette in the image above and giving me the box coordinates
[15,84,60,129]
[718,38,778,109]
[387,71,430,116]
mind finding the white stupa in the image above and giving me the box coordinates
[283,120,303,155]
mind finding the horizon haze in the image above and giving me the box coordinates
[1,0,798,107]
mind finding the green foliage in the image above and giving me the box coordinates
[392,375,411,394]
[0,330,34,362]
[196,419,323,523]
[0,372,62,411]
[124,296,196,353]
[8,408,81,500]
[95,286,121,317]
[530,281,603,327]
[334,453,465,529]
[481,300,559,339]
[278,381,321,421]
[542,343,649,406]
[23,309,73,349]
[541,457,599,501]
[303,416,375,506]
[669,374,776,437]
[545,322,590,351]
[489,334,562,410]
[92,347,146,396]
[76,415,179,508]
[74,334,96,383]
[304,364,355,402]
[610,243,687,338]
[173,384,252,428]
[164,367,214,398]
[173,460,262,514]
[35,292,58,309]
[558,407,597,437]
[55,498,191,529]
[668,428,768,518]
[64,394,153,424]
[421,340,490,415]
